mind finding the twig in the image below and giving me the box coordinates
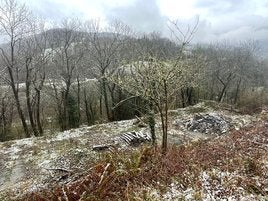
[135,115,147,126]
[111,95,138,110]
[98,163,111,185]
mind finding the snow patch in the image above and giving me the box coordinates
[52,129,84,141]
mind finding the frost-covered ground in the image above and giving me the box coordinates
[0,119,138,199]
[141,119,268,201]
[0,103,258,199]
[146,169,267,201]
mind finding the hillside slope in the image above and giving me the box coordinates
[0,103,262,200]
[22,113,267,200]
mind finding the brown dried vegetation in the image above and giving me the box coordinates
[19,117,268,200]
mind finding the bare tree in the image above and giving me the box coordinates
[109,19,199,153]
[22,21,50,136]
[83,19,132,121]
[198,41,260,103]
[0,0,31,137]
[49,18,84,130]
[231,41,259,104]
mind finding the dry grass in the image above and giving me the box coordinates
[17,117,268,201]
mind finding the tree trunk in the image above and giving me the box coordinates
[52,83,64,131]
[63,79,71,130]
[148,101,156,145]
[34,72,45,136]
[209,78,216,100]
[76,76,81,125]
[160,109,168,154]
[102,78,111,121]
[35,89,43,135]
[0,98,7,141]
[25,59,39,136]
[99,96,103,118]
[234,78,242,104]
[84,90,90,125]
[161,81,168,154]
[108,84,116,121]
[8,67,29,137]
[7,41,29,137]
[181,89,186,108]
[217,73,233,103]
[62,92,68,130]
[186,87,194,105]
[218,85,227,102]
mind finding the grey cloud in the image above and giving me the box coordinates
[193,13,268,56]
[196,17,268,40]
[191,0,268,55]
[195,0,248,14]
[29,0,65,20]
[28,0,83,22]
[106,0,167,34]
[19,0,268,57]
[219,16,268,39]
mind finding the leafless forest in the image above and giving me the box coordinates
[0,0,268,200]
[1,0,266,144]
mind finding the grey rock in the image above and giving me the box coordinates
[186,114,231,135]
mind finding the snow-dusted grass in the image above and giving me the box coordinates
[0,103,264,200]
[146,168,267,201]
[13,118,266,200]
[0,118,142,198]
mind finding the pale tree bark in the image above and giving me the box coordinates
[21,20,50,136]
[50,18,84,130]
[0,0,31,137]
[25,57,39,136]
[83,19,132,121]
[108,18,200,153]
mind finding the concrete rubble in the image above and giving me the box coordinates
[185,113,232,135]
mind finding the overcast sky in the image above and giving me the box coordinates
[19,0,268,54]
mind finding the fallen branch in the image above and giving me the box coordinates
[93,144,115,151]
[43,167,73,173]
